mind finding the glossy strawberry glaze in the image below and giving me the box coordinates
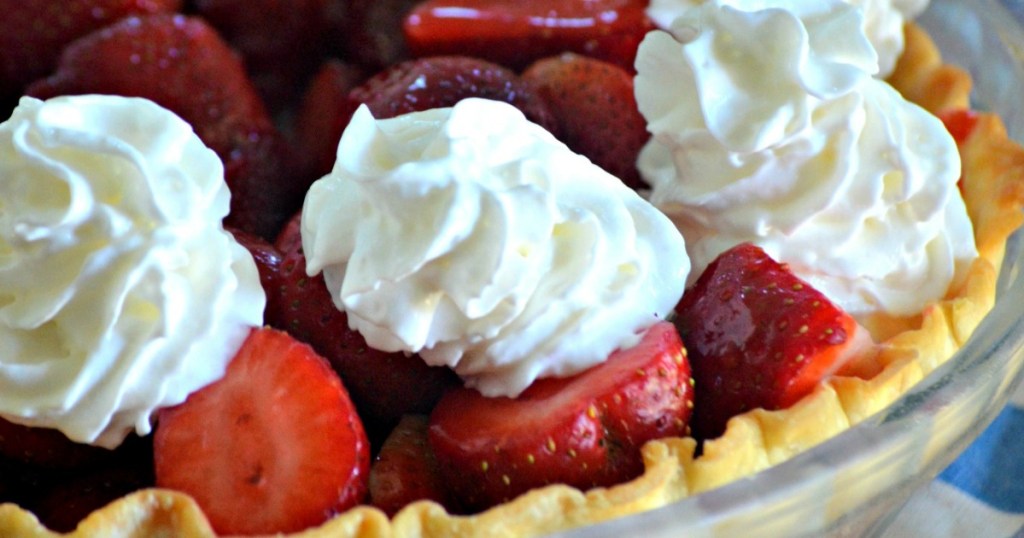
[404,0,655,70]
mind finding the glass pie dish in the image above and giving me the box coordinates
[1,2,1022,538]
[555,1,1024,536]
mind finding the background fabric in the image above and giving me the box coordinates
[884,377,1024,537]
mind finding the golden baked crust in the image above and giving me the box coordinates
[3,22,1023,538]
[888,23,972,114]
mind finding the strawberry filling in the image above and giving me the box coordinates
[0,1,978,535]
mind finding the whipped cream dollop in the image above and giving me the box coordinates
[635,0,975,322]
[303,98,689,397]
[0,95,265,448]
[646,0,931,77]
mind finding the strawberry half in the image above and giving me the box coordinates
[336,0,419,71]
[293,60,367,180]
[153,327,369,535]
[674,243,868,441]
[369,414,457,516]
[939,108,980,145]
[403,0,655,71]
[939,108,979,192]
[428,321,693,511]
[0,417,112,471]
[228,227,282,323]
[0,0,181,102]
[268,213,459,444]
[294,55,561,176]
[523,53,650,190]
[33,462,154,533]
[348,55,559,136]
[194,0,333,110]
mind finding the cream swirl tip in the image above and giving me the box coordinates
[635,0,974,325]
[0,95,265,448]
[646,0,931,77]
[302,98,689,397]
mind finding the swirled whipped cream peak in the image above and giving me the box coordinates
[0,95,265,448]
[847,0,930,76]
[302,98,689,397]
[646,0,930,77]
[635,0,975,324]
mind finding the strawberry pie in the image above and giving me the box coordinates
[0,0,1022,537]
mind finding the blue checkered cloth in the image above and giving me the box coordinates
[884,381,1024,537]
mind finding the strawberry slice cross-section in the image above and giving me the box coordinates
[153,327,370,535]
[428,321,693,511]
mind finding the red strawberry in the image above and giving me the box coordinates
[2,95,15,123]
[939,108,980,145]
[0,456,57,513]
[293,54,582,178]
[429,321,693,511]
[299,56,561,168]
[369,415,456,516]
[523,53,650,190]
[268,214,459,443]
[228,227,282,323]
[0,417,112,471]
[403,0,655,71]
[349,56,559,136]
[0,0,182,102]
[194,0,333,110]
[335,0,419,71]
[33,462,154,533]
[938,108,978,191]
[293,60,367,179]
[0,431,153,530]
[153,327,369,535]
[26,14,306,240]
[674,243,868,441]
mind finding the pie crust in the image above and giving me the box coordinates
[2,22,1023,538]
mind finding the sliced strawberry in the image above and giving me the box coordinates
[2,95,15,123]
[293,60,367,179]
[0,0,182,102]
[228,227,282,323]
[0,417,112,471]
[268,213,459,444]
[304,56,561,166]
[403,0,655,71]
[349,56,559,136]
[674,243,867,441]
[369,414,457,516]
[336,0,418,71]
[939,108,979,191]
[0,456,57,514]
[429,321,693,511]
[939,108,980,145]
[26,14,306,240]
[194,0,333,111]
[33,462,154,533]
[220,130,306,240]
[0,432,153,530]
[153,327,370,535]
[290,56,559,182]
[523,53,650,190]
